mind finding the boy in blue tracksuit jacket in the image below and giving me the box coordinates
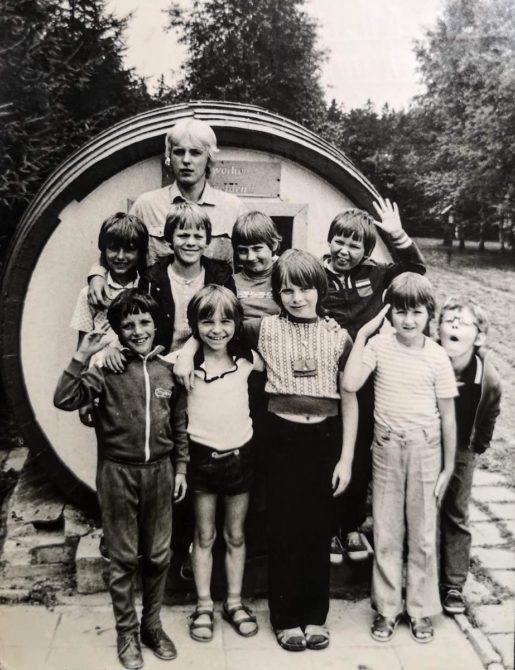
[54,289,188,670]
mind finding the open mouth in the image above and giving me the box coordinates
[450,335,459,342]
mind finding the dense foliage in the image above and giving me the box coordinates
[165,0,327,131]
[0,0,151,242]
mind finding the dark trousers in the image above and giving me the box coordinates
[440,448,477,590]
[333,378,374,536]
[99,457,174,634]
[266,413,339,629]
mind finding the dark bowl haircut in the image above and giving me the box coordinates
[327,209,377,258]
[271,249,328,316]
[107,289,159,335]
[384,272,436,321]
[232,211,282,250]
[98,213,149,273]
[187,285,243,339]
[163,202,212,245]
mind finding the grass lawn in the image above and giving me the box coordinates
[416,238,515,487]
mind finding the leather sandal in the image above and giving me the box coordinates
[408,616,434,643]
[370,614,401,642]
[274,626,307,652]
[222,602,258,637]
[188,606,214,642]
[304,624,330,650]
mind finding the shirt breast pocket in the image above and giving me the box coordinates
[355,279,373,297]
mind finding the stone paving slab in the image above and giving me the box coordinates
[471,521,507,546]
[490,570,515,593]
[473,487,515,503]
[464,573,496,604]
[469,503,491,522]
[489,633,515,670]
[474,601,515,634]
[472,547,515,570]
[473,469,508,487]
[0,599,488,670]
[489,502,515,521]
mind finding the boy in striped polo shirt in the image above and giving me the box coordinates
[343,273,457,644]
[323,197,425,563]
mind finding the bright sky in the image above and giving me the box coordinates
[108,0,444,111]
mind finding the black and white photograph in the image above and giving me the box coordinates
[0,1,514,669]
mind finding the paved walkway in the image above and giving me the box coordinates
[462,467,515,669]
[0,596,486,670]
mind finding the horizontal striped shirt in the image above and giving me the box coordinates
[362,333,458,432]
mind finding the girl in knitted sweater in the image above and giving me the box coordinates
[246,249,358,651]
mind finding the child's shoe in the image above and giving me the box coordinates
[117,632,143,669]
[345,531,372,561]
[274,626,307,652]
[408,616,434,643]
[442,588,465,615]
[370,614,401,642]
[189,606,214,642]
[304,624,330,650]
[140,625,177,660]
[330,535,344,565]
[222,602,258,637]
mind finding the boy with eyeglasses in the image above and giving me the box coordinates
[438,296,502,615]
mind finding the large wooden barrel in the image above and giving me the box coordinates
[0,101,385,511]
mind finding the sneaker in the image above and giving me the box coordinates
[117,632,143,670]
[140,625,177,660]
[180,543,194,581]
[442,588,466,615]
[330,535,344,565]
[345,531,372,561]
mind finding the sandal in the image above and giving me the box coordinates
[222,602,258,637]
[304,624,330,650]
[408,616,434,644]
[188,607,214,642]
[370,614,401,642]
[274,626,306,652]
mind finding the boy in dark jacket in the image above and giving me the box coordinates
[323,197,425,563]
[438,296,502,615]
[54,290,188,670]
[139,202,235,353]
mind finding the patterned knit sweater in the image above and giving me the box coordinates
[256,315,353,416]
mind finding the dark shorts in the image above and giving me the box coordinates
[187,439,254,496]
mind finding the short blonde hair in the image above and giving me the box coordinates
[165,119,219,177]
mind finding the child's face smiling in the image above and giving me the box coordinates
[236,243,275,275]
[280,283,318,319]
[197,307,235,352]
[172,226,207,266]
[105,243,139,282]
[118,311,155,356]
[439,307,483,359]
[329,234,366,272]
[391,305,428,347]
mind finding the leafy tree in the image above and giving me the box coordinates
[0,0,151,243]
[165,0,327,130]
[414,0,515,235]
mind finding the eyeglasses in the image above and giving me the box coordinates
[441,314,477,327]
